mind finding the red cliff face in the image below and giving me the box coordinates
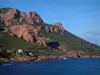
[0,8,65,46]
[0,8,21,26]
[4,8,20,26]
[9,24,49,45]
[10,25,34,42]
[26,12,43,24]
[0,8,43,27]
[6,8,19,20]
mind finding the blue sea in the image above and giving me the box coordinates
[0,58,100,75]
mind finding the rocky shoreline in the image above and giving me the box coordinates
[0,55,100,62]
[0,56,61,62]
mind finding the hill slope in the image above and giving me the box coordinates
[0,8,100,59]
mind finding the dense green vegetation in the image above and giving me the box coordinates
[0,32,33,49]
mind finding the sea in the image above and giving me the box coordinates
[0,58,100,75]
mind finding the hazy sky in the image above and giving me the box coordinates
[0,0,100,45]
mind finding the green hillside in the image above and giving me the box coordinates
[40,24,100,56]
[0,32,33,49]
[0,32,64,57]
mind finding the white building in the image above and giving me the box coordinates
[18,49,23,53]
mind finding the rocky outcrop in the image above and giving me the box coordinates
[0,8,21,26]
[46,26,55,33]
[33,29,40,38]
[45,22,64,33]
[55,22,64,31]
[6,8,19,20]
[0,8,65,33]
[4,8,20,26]
[0,8,43,27]
[36,37,49,46]
[10,25,34,42]
[66,51,84,58]
[9,24,49,45]
[26,12,43,24]
[0,8,65,46]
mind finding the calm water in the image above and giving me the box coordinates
[0,59,100,75]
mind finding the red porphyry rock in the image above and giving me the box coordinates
[36,37,49,46]
[26,12,43,24]
[55,22,64,31]
[10,24,34,42]
[4,8,20,26]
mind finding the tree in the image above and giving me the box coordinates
[0,39,12,58]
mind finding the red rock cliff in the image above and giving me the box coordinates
[0,8,65,46]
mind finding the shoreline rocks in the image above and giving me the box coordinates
[0,55,100,62]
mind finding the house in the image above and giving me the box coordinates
[18,49,23,53]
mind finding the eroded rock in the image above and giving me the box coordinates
[26,12,43,24]
[55,22,64,31]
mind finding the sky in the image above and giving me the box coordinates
[0,0,100,45]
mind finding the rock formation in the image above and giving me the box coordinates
[0,8,43,26]
[10,25,33,42]
[26,12,43,24]
[9,24,49,45]
[36,37,49,46]
[0,8,65,46]
[55,22,64,31]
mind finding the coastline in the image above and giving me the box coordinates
[0,55,100,62]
